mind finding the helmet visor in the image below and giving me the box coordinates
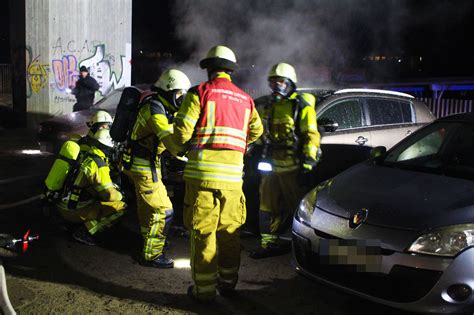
[269,77,294,98]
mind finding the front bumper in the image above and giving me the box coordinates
[292,215,474,314]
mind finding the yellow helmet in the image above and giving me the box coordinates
[268,63,297,83]
[199,45,237,71]
[153,69,191,92]
[87,110,113,128]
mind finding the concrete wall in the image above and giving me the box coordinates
[24,0,132,127]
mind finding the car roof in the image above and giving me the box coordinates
[438,112,474,123]
[333,88,415,99]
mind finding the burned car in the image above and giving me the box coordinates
[292,112,474,313]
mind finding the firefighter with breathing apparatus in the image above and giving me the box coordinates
[121,69,191,269]
[172,45,263,302]
[44,113,126,246]
[250,62,321,259]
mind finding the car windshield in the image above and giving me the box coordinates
[382,121,474,180]
[94,90,123,111]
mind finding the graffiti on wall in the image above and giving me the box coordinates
[52,37,102,58]
[79,43,131,95]
[52,55,79,91]
[26,46,49,96]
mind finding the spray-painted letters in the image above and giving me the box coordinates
[52,55,79,91]
[80,44,131,95]
[26,47,49,95]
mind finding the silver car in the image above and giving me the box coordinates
[292,112,474,313]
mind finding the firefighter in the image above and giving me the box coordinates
[56,126,126,246]
[171,45,263,302]
[250,62,321,259]
[76,110,114,153]
[123,69,191,269]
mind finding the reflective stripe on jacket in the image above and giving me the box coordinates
[61,146,122,209]
[173,72,263,189]
[129,95,183,173]
[260,92,320,173]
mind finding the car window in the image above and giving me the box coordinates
[383,121,474,180]
[390,127,445,162]
[319,99,363,130]
[365,98,413,125]
[95,90,123,111]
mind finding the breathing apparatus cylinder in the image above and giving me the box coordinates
[44,140,81,191]
[110,86,143,143]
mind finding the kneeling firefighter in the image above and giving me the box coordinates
[55,125,126,246]
[122,69,191,269]
[250,62,321,259]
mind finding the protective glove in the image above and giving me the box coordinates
[302,156,318,174]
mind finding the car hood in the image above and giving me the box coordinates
[317,161,474,230]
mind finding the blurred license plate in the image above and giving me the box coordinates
[318,239,382,272]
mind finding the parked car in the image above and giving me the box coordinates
[292,112,474,313]
[243,88,435,232]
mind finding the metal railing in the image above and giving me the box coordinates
[0,64,12,94]
[419,97,473,118]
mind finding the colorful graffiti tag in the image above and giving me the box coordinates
[52,55,79,91]
[79,44,131,95]
[26,47,49,95]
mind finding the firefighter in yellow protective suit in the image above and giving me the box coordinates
[250,63,321,259]
[57,127,126,246]
[172,45,263,302]
[123,69,191,269]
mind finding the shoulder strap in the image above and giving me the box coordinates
[88,154,107,168]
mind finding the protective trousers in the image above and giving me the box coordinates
[258,170,304,247]
[183,182,246,300]
[126,171,173,261]
[58,200,126,235]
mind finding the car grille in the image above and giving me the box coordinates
[293,232,442,303]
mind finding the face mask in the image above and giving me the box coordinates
[269,77,294,99]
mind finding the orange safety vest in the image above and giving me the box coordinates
[192,78,254,154]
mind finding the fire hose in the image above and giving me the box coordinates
[0,230,39,315]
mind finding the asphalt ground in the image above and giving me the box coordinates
[0,126,422,315]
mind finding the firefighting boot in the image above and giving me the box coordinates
[249,242,291,259]
[72,225,99,246]
[140,254,174,269]
[187,285,215,304]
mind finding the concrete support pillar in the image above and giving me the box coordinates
[11,0,132,128]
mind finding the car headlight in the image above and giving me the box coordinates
[408,224,474,257]
[296,189,317,224]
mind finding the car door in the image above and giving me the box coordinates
[362,97,418,149]
[315,98,373,182]
[317,98,372,147]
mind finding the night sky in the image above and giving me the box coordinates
[1,0,474,79]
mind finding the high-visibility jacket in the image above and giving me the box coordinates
[128,95,183,179]
[58,146,123,210]
[173,72,263,190]
[259,92,320,173]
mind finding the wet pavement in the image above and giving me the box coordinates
[0,124,421,314]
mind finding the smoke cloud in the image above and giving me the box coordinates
[168,0,474,95]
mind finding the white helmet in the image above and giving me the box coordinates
[199,45,237,71]
[87,110,113,128]
[153,69,191,92]
[268,63,297,83]
[91,128,114,148]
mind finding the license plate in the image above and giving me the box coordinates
[318,239,382,272]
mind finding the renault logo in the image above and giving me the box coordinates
[349,208,368,229]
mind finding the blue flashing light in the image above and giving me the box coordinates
[431,84,474,91]
[387,87,425,93]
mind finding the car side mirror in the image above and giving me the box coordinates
[370,146,387,159]
[318,117,339,132]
